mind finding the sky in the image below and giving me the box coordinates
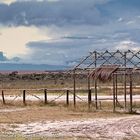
[0,0,140,68]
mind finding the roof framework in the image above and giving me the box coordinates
[74,50,140,71]
[72,50,140,113]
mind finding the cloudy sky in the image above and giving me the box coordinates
[0,0,140,68]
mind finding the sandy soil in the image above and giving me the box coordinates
[0,116,140,140]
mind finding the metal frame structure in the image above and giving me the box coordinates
[73,50,140,113]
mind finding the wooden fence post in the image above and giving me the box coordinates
[73,70,76,107]
[44,89,47,104]
[124,52,127,109]
[124,73,127,109]
[94,51,98,110]
[113,74,116,112]
[115,74,118,106]
[23,90,26,105]
[2,90,5,105]
[66,90,69,106]
[88,89,92,109]
[95,80,98,109]
[129,74,133,113]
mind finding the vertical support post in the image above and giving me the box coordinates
[88,89,92,109]
[23,90,26,105]
[94,51,98,109]
[87,71,91,90]
[113,74,116,112]
[115,74,118,106]
[87,70,91,109]
[95,80,98,109]
[73,69,76,107]
[124,52,127,109]
[66,90,69,106]
[2,90,5,105]
[129,74,133,113]
[44,89,47,104]
[124,73,127,109]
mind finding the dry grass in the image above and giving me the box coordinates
[0,102,130,124]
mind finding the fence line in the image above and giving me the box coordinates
[0,88,94,108]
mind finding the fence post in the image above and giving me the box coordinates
[129,74,133,113]
[124,73,127,109]
[113,74,116,112]
[124,52,127,110]
[44,89,47,104]
[66,90,69,106]
[23,90,26,105]
[88,89,91,109]
[95,80,98,109]
[2,90,5,105]
[73,70,76,107]
[94,51,98,110]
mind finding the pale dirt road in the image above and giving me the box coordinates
[1,115,140,140]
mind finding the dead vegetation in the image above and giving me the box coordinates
[0,102,129,124]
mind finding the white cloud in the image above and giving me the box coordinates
[115,40,140,51]
[0,26,50,58]
[0,0,59,5]
[117,17,123,22]
[126,20,136,25]
[0,0,16,5]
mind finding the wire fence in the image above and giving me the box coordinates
[0,88,94,107]
[0,87,139,113]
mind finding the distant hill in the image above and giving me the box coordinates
[0,63,67,71]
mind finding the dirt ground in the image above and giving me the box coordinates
[0,105,140,140]
[6,116,140,140]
